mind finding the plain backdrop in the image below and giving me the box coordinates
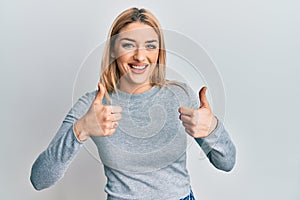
[1,0,299,199]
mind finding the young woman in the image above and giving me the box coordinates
[30,7,236,200]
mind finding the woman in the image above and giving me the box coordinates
[30,7,236,199]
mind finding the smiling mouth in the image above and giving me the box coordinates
[129,64,148,70]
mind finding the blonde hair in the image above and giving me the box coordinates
[99,7,169,101]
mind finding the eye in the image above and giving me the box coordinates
[122,43,135,49]
[146,44,157,49]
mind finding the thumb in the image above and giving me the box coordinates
[199,86,209,108]
[95,82,105,103]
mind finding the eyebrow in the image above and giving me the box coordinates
[120,38,158,43]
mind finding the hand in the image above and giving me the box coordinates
[74,82,122,141]
[178,86,217,138]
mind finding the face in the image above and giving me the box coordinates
[112,22,159,93]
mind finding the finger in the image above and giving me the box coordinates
[199,86,209,108]
[182,121,191,128]
[103,121,118,129]
[111,105,122,113]
[112,121,118,129]
[103,128,116,137]
[111,113,122,122]
[179,114,193,125]
[178,106,194,116]
[103,114,113,122]
[103,105,122,114]
[95,82,105,103]
[102,113,121,122]
[184,127,193,136]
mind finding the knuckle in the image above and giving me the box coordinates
[103,131,109,136]
[102,123,110,129]
[104,115,111,121]
[103,129,113,136]
[190,120,196,126]
[106,123,112,129]
[101,129,107,136]
[93,101,99,107]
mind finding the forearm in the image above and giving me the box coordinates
[195,118,236,172]
[30,123,83,190]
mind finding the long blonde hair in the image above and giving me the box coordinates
[99,7,168,101]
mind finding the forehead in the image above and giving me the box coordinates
[117,22,158,42]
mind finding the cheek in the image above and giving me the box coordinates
[149,51,159,64]
[116,57,129,75]
[115,50,132,62]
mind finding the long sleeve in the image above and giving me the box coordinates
[194,118,236,172]
[30,91,95,190]
[180,82,236,172]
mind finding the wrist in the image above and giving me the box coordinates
[74,119,89,142]
[208,116,218,135]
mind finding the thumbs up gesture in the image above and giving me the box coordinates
[178,86,218,138]
[74,82,122,141]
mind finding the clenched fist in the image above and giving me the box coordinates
[178,86,218,138]
[74,82,122,142]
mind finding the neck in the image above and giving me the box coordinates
[118,81,153,94]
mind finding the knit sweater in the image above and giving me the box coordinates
[30,82,236,199]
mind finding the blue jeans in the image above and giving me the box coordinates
[180,187,195,200]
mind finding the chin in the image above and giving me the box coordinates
[128,76,151,86]
[118,67,154,91]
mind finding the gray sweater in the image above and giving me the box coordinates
[30,83,236,199]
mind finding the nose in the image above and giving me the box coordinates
[133,48,146,62]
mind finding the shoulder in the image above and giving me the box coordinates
[164,80,195,98]
[66,89,97,119]
[163,81,199,108]
[76,90,97,105]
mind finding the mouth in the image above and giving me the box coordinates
[128,63,149,74]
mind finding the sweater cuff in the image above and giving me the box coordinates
[71,123,85,145]
[194,117,224,155]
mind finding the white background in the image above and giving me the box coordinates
[1,0,299,199]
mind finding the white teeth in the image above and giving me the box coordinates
[132,65,146,69]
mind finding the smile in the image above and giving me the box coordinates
[133,65,147,69]
[129,64,148,70]
[128,63,149,72]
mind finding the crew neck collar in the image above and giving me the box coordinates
[112,86,160,101]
